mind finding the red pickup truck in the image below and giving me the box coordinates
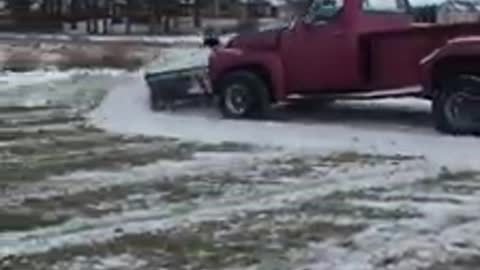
[206,0,480,135]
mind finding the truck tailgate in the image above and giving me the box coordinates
[360,23,480,90]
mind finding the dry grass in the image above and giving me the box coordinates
[59,44,146,70]
[3,50,40,72]
[1,43,150,71]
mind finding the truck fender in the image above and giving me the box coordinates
[420,38,480,94]
[209,49,287,101]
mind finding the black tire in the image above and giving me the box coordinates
[217,70,271,119]
[432,74,480,135]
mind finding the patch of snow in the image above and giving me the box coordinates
[0,33,197,45]
[0,159,434,257]
[0,151,282,205]
[301,188,480,270]
[53,254,147,270]
[0,69,124,89]
[0,32,234,47]
[0,69,125,109]
[95,254,147,270]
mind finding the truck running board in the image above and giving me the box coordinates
[287,86,424,101]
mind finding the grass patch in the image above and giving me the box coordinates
[0,115,85,128]
[423,169,480,185]
[327,151,421,165]
[325,187,463,205]
[417,170,480,195]
[6,212,363,270]
[0,209,68,233]
[264,151,420,179]
[1,144,193,182]
[179,141,258,153]
[0,106,69,114]
[0,129,83,142]
[300,199,422,220]
[19,173,274,219]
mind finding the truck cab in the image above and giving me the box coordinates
[208,0,480,135]
[208,0,415,116]
[277,0,412,94]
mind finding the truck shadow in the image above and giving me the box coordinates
[154,98,434,131]
[274,99,433,129]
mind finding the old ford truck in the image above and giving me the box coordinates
[203,0,480,135]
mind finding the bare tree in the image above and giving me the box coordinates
[148,0,160,34]
[193,0,207,28]
[70,0,79,30]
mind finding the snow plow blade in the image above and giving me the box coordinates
[145,66,212,111]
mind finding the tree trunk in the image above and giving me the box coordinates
[103,17,108,34]
[213,0,220,17]
[148,0,155,34]
[70,0,78,30]
[55,0,62,17]
[86,0,93,33]
[125,0,133,34]
[163,15,171,33]
[193,0,202,28]
[41,0,48,14]
[101,0,111,34]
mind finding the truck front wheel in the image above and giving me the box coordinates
[433,74,480,135]
[217,71,270,119]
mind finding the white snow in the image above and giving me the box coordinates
[83,46,480,270]
[0,159,434,257]
[0,33,202,45]
[0,69,124,90]
[89,69,480,170]
[0,44,479,270]
[0,69,125,109]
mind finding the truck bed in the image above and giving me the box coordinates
[360,22,480,90]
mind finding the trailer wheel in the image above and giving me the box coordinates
[433,74,480,135]
[217,71,270,119]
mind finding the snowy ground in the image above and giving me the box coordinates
[0,48,479,270]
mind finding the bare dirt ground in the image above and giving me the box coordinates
[0,47,478,270]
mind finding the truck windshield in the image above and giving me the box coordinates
[363,0,407,13]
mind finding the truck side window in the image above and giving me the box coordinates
[306,0,344,23]
[363,0,407,13]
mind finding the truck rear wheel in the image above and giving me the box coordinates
[433,74,480,135]
[217,71,270,119]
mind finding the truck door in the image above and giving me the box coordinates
[281,0,360,93]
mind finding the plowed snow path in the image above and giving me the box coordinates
[90,72,479,170]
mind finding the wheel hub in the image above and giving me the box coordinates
[225,84,250,115]
[445,91,480,132]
